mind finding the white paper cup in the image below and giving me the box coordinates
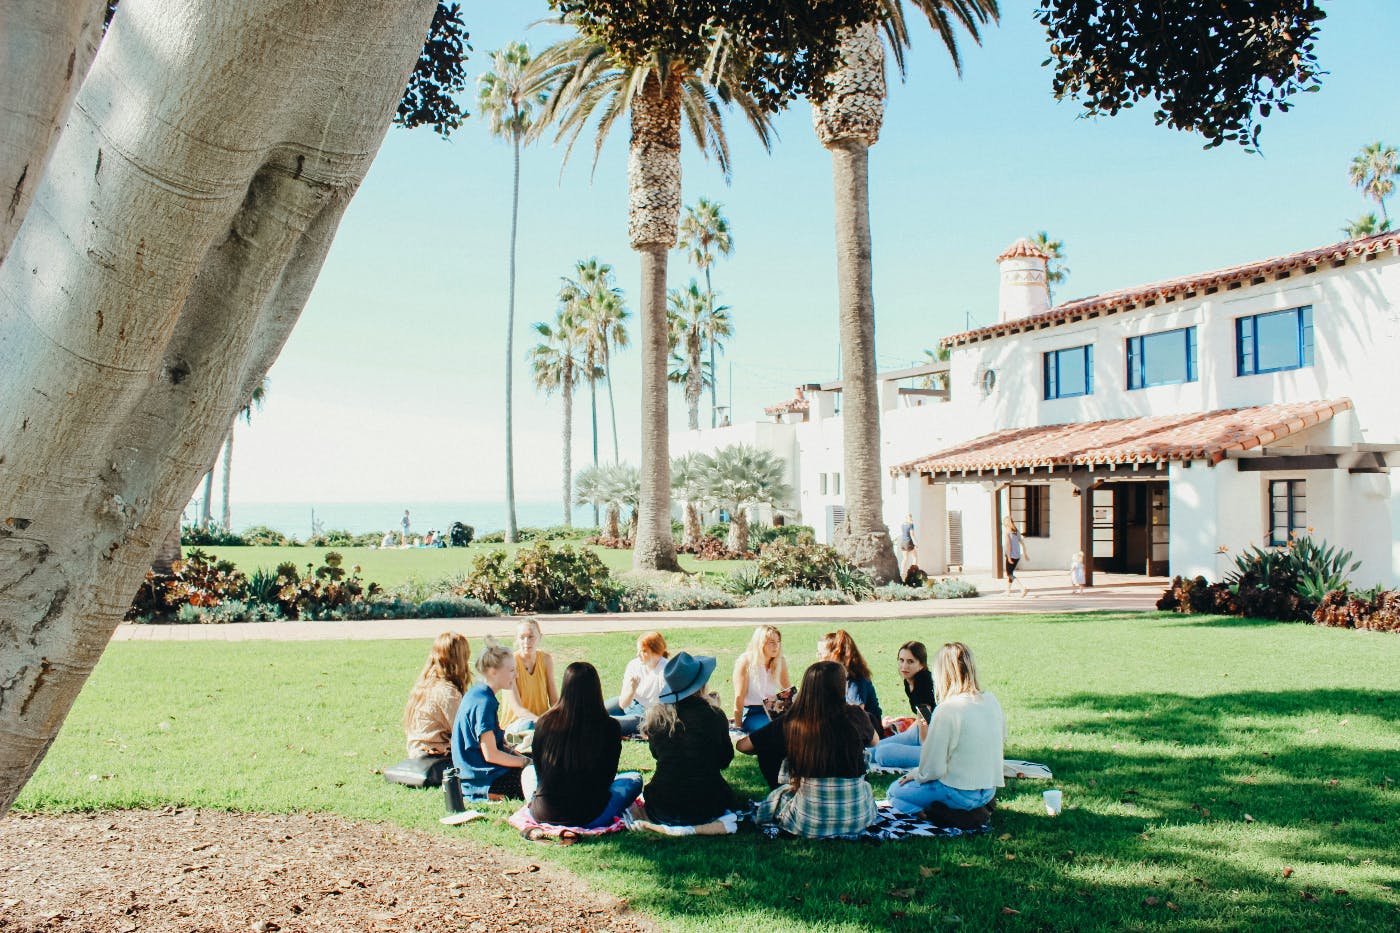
[1043,789,1063,816]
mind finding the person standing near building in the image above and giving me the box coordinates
[1003,517,1029,598]
[897,514,919,576]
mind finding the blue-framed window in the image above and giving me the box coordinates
[1268,479,1306,546]
[1237,305,1314,376]
[1043,344,1093,399]
[1126,326,1197,390]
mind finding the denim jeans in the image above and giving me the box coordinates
[521,768,642,829]
[873,724,922,770]
[886,778,994,815]
[606,697,646,736]
[740,704,770,734]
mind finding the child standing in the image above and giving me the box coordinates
[1069,550,1086,594]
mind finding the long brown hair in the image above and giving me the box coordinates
[402,632,471,728]
[783,661,867,785]
[534,662,614,772]
[820,630,871,681]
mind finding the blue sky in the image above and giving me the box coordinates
[226,2,1400,514]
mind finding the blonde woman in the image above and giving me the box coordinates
[402,632,472,768]
[887,642,1006,815]
[451,641,530,800]
[500,618,558,732]
[732,624,791,733]
[606,631,669,735]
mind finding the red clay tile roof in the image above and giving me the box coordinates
[764,397,810,416]
[946,231,1400,348]
[891,400,1353,476]
[996,238,1048,263]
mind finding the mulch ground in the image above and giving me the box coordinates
[0,809,652,933]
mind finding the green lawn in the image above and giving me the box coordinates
[198,544,752,590]
[17,613,1400,932]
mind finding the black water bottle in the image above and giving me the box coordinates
[443,767,465,814]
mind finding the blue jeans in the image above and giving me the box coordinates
[886,778,994,815]
[873,725,922,769]
[741,704,770,734]
[586,772,643,828]
[606,697,646,736]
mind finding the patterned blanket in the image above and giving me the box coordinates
[752,802,992,842]
[507,806,626,839]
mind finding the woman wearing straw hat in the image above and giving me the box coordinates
[638,652,735,825]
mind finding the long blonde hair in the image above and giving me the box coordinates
[402,632,471,728]
[932,642,981,703]
[741,624,784,675]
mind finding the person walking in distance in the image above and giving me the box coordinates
[1003,517,1029,598]
[401,509,411,547]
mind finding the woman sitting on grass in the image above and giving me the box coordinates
[606,630,669,736]
[500,618,558,732]
[872,641,937,770]
[818,629,883,736]
[451,641,530,801]
[402,632,472,768]
[732,624,791,733]
[640,653,736,825]
[522,662,642,828]
[754,661,879,838]
[886,642,1005,815]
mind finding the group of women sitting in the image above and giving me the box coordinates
[401,619,1005,837]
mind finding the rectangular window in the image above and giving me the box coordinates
[1008,485,1050,537]
[1237,305,1314,375]
[1268,479,1307,546]
[819,473,828,495]
[833,473,842,495]
[1126,326,1198,389]
[1043,344,1094,399]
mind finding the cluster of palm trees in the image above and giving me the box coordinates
[1344,141,1397,238]
[478,2,998,581]
[576,445,789,555]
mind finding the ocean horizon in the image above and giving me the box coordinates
[187,500,595,539]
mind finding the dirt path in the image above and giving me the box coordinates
[0,809,651,933]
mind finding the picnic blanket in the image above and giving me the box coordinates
[866,758,1054,780]
[507,806,626,839]
[753,802,992,842]
[623,800,744,836]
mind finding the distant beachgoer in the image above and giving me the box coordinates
[380,531,395,549]
[401,509,411,547]
[500,618,558,732]
[897,514,919,575]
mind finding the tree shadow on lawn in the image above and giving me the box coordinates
[550,688,1399,933]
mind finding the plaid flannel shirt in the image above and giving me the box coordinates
[755,775,877,838]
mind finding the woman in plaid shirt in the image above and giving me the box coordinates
[754,661,879,838]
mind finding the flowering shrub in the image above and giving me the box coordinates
[1313,588,1400,633]
[676,535,754,561]
[127,549,248,620]
[458,542,617,613]
[754,539,873,598]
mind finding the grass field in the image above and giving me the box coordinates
[17,613,1400,932]
[197,544,753,589]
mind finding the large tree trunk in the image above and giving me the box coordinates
[1,0,106,265]
[814,25,899,584]
[220,429,233,529]
[504,133,521,543]
[628,73,682,572]
[683,501,703,548]
[0,0,438,815]
[726,508,749,554]
[605,505,620,540]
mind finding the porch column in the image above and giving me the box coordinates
[1072,474,1096,588]
[992,484,1004,580]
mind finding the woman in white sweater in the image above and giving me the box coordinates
[886,642,1005,815]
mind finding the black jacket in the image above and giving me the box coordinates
[643,695,734,824]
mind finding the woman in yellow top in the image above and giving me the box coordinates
[500,618,558,731]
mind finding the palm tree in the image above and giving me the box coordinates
[576,462,640,540]
[1030,230,1069,303]
[1343,212,1391,239]
[532,25,775,573]
[529,295,591,527]
[678,198,734,426]
[220,377,268,530]
[1349,141,1398,224]
[667,280,731,430]
[812,0,997,583]
[697,444,792,553]
[478,42,552,544]
[918,346,950,390]
[567,258,628,468]
[671,452,709,548]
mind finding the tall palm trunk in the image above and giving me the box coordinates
[628,73,682,572]
[561,358,574,528]
[814,24,899,583]
[605,504,620,539]
[504,132,521,543]
[684,501,702,547]
[685,329,702,430]
[220,428,233,529]
[604,348,620,461]
[705,265,717,427]
[726,507,749,553]
[199,470,214,528]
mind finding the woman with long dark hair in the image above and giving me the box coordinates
[872,641,936,769]
[522,662,642,827]
[754,661,878,838]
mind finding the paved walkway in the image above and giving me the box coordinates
[112,570,1166,643]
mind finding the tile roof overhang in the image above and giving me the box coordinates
[764,397,810,416]
[943,232,1400,349]
[891,400,1353,478]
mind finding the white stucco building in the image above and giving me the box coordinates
[671,230,1400,587]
